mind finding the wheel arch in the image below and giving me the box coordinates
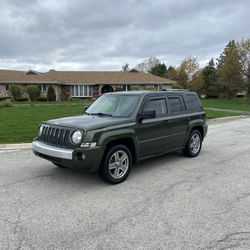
[185,120,205,145]
[102,137,137,165]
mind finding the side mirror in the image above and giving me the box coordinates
[138,110,156,121]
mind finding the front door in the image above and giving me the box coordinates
[136,96,170,158]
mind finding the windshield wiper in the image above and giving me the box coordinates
[89,112,113,117]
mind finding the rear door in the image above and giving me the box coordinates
[165,94,189,149]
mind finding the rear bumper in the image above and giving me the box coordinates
[32,141,102,172]
[32,141,73,159]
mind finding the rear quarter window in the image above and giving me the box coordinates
[185,94,202,112]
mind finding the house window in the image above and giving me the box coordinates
[5,84,9,91]
[40,84,48,92]
[71,85,93,97]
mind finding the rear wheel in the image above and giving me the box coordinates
[182,130,202,157]
[99,144,132,184]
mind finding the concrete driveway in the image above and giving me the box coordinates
[1,118,250,250]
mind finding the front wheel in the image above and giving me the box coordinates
[99,144,132,184]
[182,130,202,157]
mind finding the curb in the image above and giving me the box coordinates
[206,115,249,124]
[0,143,32,151]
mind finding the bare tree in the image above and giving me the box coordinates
[122,63,129,72]
[135,56,161,73]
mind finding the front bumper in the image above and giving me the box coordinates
[32,141,73,159]
[32,141,102,172]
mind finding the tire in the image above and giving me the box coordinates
[99,144,132,184]
[182,130,202,157]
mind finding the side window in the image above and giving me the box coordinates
[185,94,201,112]
[143,98,167,117]
[168,96,183,114]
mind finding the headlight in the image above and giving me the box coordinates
[38,125,43,137]
[72,130,82,144]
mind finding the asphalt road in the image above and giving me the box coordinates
[1,118,250,250]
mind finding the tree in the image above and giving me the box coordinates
[179,57,199,82]
[47,86,56,101]
[189,69,203,94]
[176,67,188,88]
[135,56,161,72]
[176,57,199,88]
[150,63,167,77]
[217,40,245,99]
[10,85,21,100]
[166,66,178,80]
[27,85,40,101]
[201,58,218,97]
[237,38,250,103]
[122,63,129,72]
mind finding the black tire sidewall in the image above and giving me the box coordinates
[99,144,132,184]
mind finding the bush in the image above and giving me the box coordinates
[171,83,183,89]
[15,97,29,102]
[27,85,40,101]
[0,96,11,101]
[36,97,48,101]
[0,100,12,108]
[10,85,21,100]
[47,86,56,101]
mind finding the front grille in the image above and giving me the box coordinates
[39,125,71,147]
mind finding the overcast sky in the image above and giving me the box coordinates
[0,0,249,72]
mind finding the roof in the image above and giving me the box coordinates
[0,69,58,84]
[45,70,175,85]
[0,69,176,85]
[106,90,193,96]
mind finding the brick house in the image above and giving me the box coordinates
[0,69,175,100]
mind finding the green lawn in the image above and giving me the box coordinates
[0,104,241,144]
[0,105,84,144]
[205,110,240,119]
[201,98,250,112]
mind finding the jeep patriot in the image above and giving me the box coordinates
[32,90,208,184]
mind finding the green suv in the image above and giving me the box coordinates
[32,90,207,184]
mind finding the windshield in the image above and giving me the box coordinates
[86,94,140,117]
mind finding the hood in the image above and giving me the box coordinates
[44,115,134,131]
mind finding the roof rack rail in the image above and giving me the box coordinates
[161,88,190,92]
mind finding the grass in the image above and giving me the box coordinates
[0,105,85,144]
[201,98,250,112]
[205,110,240,119]
[0,104,242,144]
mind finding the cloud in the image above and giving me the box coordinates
[0,0,249,71]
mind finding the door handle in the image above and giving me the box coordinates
[184,117,191,121]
